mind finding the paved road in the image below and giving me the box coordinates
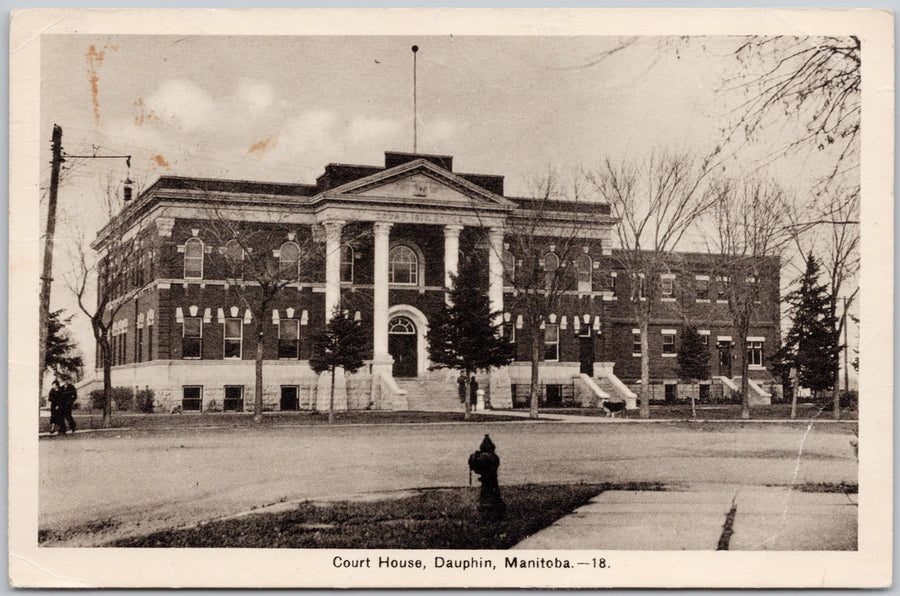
[39,421,857,545]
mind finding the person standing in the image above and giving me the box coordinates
[47,379,64,435]
[457,372,467,403]
[469,376,479,407]
[61,380,78,434]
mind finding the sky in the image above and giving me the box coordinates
[38,34,855,374]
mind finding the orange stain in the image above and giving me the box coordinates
[247,136,278,158]
[85,44,117,127]
[152,155,170,169]
[132,97,160,127]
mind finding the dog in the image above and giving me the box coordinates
[600,400,626,418]
[170,404,183,415]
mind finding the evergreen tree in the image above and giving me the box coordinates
[45,309,84,383]
[427,254,515,420]
[781,255,841,396]
[309,305,367,424]
[676,326,710,382]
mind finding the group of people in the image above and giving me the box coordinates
[457,373,479,406]
[48,379,77,435]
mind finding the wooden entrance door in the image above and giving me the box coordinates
[718,341,732,377]
[389,316,418,377]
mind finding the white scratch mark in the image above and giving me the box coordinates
[10,552,88,586]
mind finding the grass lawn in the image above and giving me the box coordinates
[106,482,663,549]
[540,403,857,420]
[40,410,523,433]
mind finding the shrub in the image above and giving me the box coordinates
[89,387,134,411]
[136,388,156,413]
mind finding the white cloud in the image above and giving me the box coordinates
[235,80,274,117]
[144,79,216,132]
[347,116,402,145]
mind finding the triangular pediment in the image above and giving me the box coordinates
[316,159,516,210]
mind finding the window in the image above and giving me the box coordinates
[604,272,617,293]
[717,276,730,301]
[341,245,354,283]
[279,241,300,277]
[184,238,203,279]
[280,386,300,411]
[543,252,559,289]
[664,383,678,403]
[699,384,710,402]
[502,251,515,288]
[389,245,418,285]
[747,340,764,367]
[136,325,143,363]
[224,386,244,412]
[224,318,243,359]
[543,323,559,361]
[661,276,674,298]
[278,319,300,360]
[182,386,202,411]
[633,274,646,300]
[632,331,642,355]
[696,277,709,300]
[576,254,592,292]
[662,333,676,355]
[503,321,516,343]
[699,331,709,346]
[224,239,244,279]
[182,317,202,359]
[147,320,153,361]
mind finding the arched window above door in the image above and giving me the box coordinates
[389,245,419,285]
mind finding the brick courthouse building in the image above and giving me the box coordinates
[94,151,780,413]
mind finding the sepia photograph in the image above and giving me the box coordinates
[9,8,892,588]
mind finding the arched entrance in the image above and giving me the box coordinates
[389,316,418,377]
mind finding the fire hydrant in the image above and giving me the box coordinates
[468,434,506,521]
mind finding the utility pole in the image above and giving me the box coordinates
[412,44,418,153]
[38,124,63,402]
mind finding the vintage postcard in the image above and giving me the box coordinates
[9,8,892,588]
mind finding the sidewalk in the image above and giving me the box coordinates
[513,484,857,550]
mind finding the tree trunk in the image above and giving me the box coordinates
[100,338,112,428]
[329,367,336,424]
[254,321,264,424]
[832,364,841,420]
[790,370,799,420]
[640,318,650,419]
[464,371,472,422]
[737,325,750,420]
[530,332,540,419]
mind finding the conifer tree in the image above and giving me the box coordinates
[310,305,367,424]
[427,254,515,420]
[676,325,710,417]
[781,255,841,398]
[45,309,84,383]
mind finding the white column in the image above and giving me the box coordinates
[488,227,505,317]
[323,220,345,321]
[443,224,463,289]
[372,222,393,363]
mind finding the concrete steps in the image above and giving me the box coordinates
[394,377,464,412]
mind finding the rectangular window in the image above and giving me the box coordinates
[699,384,711,402]
[747,340,764,367]
[662,333,676,355]
[147,323,153,361]
[543,323,559,361]
[136,326,143,363]
[696,277,709,300]
[341,245,354,283]
[664,383,677,403]
[661,276,674,298]
[632,330,641,355]
[503,321,516,343]
[224,318,243,359]
[224,385,244,412]
[634,274,646,300]
[717,276,729,301]
[699,331,709,346]
[604,273,617,293]
[182,317,202,359]
[278,319,301,359]
[182,386,202,411]
[280,386,300,411]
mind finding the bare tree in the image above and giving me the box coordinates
[495,172,599,419]
[727,36,860,183]
[201,200,326,423]
[590,152,721,418]
[65,179,144,427]
[707,180,790,419]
